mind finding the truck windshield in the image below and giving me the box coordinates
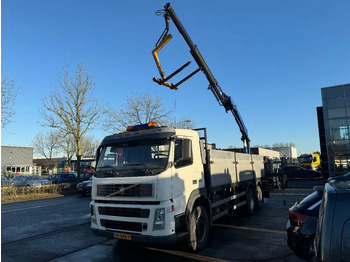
[298,156,312,163]
[96,138,170,177]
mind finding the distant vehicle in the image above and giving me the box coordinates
[76,177,92,195]
[298,152,321,171]
[51,173,77,184]
[10,175,50,187]
[286,186,323,260]
[314,181,350,261]
[284,166,321,179]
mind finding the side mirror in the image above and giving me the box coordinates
[90,161,96,169]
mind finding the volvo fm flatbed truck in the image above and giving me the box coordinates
[90,123,266,251]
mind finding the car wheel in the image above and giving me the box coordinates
[245,187,255,215]
[188,205,209,252]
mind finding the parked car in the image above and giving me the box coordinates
[80,172,93,182]
[1,176,9,188]
[284,166,321,179]
[314,181,350,261]
[10,175,50,187]
[327,170,350,182]
[76,177,92,195]
[286,185,324,260]
[51,173,77,184]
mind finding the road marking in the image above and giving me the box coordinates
[213,224,285,234]
[1,200,79,213]
[145,247,229,262]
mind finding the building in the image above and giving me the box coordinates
[226,147,280,159]
[319,83,350,177]
[270,146,298,163]
[1,145,40,174]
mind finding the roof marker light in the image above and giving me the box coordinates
[126,122,158,131]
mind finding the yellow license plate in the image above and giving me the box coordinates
[77,188,83,191]
[114,233,131,240]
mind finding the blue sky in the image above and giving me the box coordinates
[2,0,350,155]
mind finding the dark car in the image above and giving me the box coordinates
[286,186,323,260]
[327,170,350,182]
[1,176,9,188]
[314,181,350,261]
[51,173,77,184]
[284,166,321,179]
[76,177,92,195]
[10,175,50,187]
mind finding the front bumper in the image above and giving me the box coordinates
[91,227,178,244]
[90,200,179,244]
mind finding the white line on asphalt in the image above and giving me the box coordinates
[1,201,78,213]
[145,247,229,262]
[213,224,285,234]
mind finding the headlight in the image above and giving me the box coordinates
[86,183,92,187]
[154,208,165,230]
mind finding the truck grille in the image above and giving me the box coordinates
[97,184,153,197]
[100,219,144,232]
[98,207,150,218]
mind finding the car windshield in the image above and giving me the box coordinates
[96,138,170,177]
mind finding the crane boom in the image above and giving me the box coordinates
[152,3,250,153]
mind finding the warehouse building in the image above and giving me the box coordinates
[1,145,40,175]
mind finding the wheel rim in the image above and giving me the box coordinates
[196,214,206,242]
[249,190,255,210]
[257,186,263,202]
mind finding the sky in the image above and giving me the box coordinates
[1,0,350,155]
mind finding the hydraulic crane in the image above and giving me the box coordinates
[152,3,251,153]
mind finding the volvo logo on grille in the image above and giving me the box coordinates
[106,184,140,197]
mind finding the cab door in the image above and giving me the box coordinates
[171,138,201,215]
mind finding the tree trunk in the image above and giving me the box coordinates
[77,154,81,182]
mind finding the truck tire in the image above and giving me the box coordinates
[188,205,209,252]
[255,184,263,211]
[245,187,255,215]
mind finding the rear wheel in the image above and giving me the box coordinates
[255,184,263,210]
[245,187,255,215]
[188,205,209,252]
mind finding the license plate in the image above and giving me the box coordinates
[114,233,131,240]
[78,188,83,191]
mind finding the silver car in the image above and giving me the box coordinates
[314,180,350,261]
[10,175,50,187]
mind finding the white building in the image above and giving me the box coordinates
[1,145,41,174]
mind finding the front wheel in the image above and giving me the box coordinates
[188,205,209,252]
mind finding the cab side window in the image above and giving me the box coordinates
[174,139,193,168]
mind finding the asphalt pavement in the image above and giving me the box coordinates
[1,179,325,261]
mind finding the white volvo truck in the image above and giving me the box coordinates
[91,3,268,251]
[90,123,266,251]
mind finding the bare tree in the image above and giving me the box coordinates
[59,134,76,168]
[1,78,18,128]
[41,62,102,181]
[32,130,61,169]
[272,142,296,148]
[104,93,172,133]
[81,136,100,158]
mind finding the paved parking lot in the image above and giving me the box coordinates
[2,179,324,261]
[53,179,324,262]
